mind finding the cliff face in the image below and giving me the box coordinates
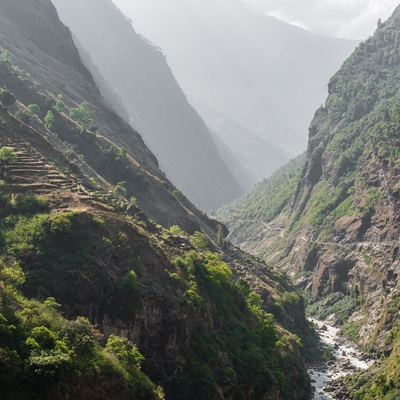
[221,7,400,396]
[52,0,243,211]
[0,0,313,399]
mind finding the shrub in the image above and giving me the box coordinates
[189,231,209,250]
[0,50,11,70]
[0,89,15,106]
[44,110,55,130]
[54,100,65,113]
[70,102,93,129]
[14,109,31,124]
[0,146,17,164]
[12,66,31,83]
[28,104,41,115]
[106,335,144,368]
[169,225,186,236]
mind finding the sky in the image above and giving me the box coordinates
[242,0,399,39]
[113,0,399,40]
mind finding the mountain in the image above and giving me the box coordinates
[0,0,314,398]
[51,0,243,212]
[114,0,357,169]
[190,97,290,190]
[219,6,400,398]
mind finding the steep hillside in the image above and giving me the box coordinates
[0,0,227,234]
[0,0,315,399]
[217,154,305,252]
[114,0,357,165]
[0,107,312,400]
[221,6,400,399]
[52,0,243,211]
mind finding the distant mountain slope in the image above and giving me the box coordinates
[191,97,291,189]
[217,154,305,250]
[52,0,243,211]
[220,6,400,398]
[114,0,357,162]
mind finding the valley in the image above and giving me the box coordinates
[1,0,400,399]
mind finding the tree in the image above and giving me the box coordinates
[0,50,11,70]
[0,146,17,164]
[106,335,144,368]
[189,231,209,250]
[44,110,55,130]
[70,102,93,129]
[116,146,127,162]
[28,104,41,116]
[14,109,31,124]
[54,100,65,113]
[0,89,16,106]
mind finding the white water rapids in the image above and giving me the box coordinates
[308,319,371,399]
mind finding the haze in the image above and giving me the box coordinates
[114,0,398,40]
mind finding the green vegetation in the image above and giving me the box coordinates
[27,104,41,116]
[70,102,93,129]
[0,49,11,70]
[169,225,186,236]
[170,250,310,399]
[0,146,17,164]
[54,99,65,113]
[0,260,161,400]
[12,65,31,83]
[14,109,31,124]
[44,110,55,130]
[217,154,304,244]
[188,231,209,250]
[307,292,360,324]
[0,89,15,106]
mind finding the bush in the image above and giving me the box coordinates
[28,104,41,116]
[14,109,31,124]
[0,89,15,106]
[70,102,93,128]
[189,232,209,250]
[0,146,17,164]
[44,110,55,130]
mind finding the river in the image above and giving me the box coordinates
[308,319,372,399]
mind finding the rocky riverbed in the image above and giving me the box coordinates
[308,319,373,399]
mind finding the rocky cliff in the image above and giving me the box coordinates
[220,6,400,398]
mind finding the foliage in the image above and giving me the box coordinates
[0,89,15,106]
[44,110,55,130]
[189,231,209,250]
[70,102,93,128]
[14,109,31,124]
[169,225,186,236]
[54,99,65,113]
[114,180,127,197]
[0,50,11,70]
[0,146,17,164]
[12,66,31,83]
[0,261,160,400]
[307,292,359,324]
[27,104,41,115]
